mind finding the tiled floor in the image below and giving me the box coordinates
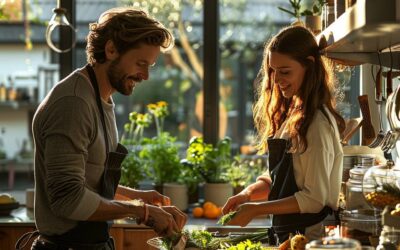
[0,172,34,205]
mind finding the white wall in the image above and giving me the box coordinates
[0,44,52,158]
[0,44,51,85]
[0,108,32,158]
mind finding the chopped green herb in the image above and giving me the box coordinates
[159,228,269,250]
[218,211,237,225]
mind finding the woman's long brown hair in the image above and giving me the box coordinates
[253,26,345,153]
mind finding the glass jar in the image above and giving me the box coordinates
[346,167,370,210]
[340,209,382,246]
[322,4,336,29]
[306,237,361,250]
[377,226,400,250]
[343,154,375,182]
[362,161,400,210]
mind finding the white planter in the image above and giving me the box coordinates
[204,182,233,207]
[163,183,188,211]
[305,15,322,35]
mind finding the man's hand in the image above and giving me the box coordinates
[145,205,180,237]
[116,186,170,206]
[139,190,171,206]
[162,206,188,230]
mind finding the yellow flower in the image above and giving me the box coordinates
[157,101,168,107]
[129,112,139,122]
[147,103,157,111]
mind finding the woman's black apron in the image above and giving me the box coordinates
[16,65,128,250]
[267,138,331,244]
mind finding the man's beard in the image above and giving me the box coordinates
[107,58,140,96]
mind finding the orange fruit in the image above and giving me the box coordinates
[204,205,220,219]
[192,207,204,218]
[203,201,216,210]
[217,207,222,216]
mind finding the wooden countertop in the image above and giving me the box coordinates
[0,206,271,229]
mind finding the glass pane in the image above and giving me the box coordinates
[219,0,291,152]
[219,0,362,152]
[107,0,205,144]
[0,0,53,195]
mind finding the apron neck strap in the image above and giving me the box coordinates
[85,64,110,155]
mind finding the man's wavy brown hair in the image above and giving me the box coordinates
[86,7,174,65]
[253,25,345,153]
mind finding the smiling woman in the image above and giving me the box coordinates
[268,52,307,99]
[222,25,345,242]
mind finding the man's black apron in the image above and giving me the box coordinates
[267,138,331,244]
[16,65,128,250]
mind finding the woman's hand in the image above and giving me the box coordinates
[225,203,259,227]
[222,191,250,215]
[162,206,188,230]
[138,190,171,206]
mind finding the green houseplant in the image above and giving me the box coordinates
[121,101,193,210]
[120,112,152,188]
[278,0,326,34]
[182,136,232,183]
[144,102,192,210]
[227,155,267,195]
[182,136,234,206]
[278,0,326,18]
[140,101,183,188]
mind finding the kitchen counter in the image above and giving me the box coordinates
[0,206,271,229]
[0,205,271,249]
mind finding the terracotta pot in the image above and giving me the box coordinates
[163,183,188,211]
[204,182,233,207]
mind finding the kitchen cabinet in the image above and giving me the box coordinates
[317,0,400,69]
[0,226,157,250]
[123,229,157,250]
[0,226,36,250]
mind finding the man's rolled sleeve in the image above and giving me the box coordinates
[69,189,101,220]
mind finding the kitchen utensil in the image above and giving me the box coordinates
[382,85,400,151]
[357,95,376,146]
[380,92,395,151]
[342,117,363,145]
[380,49,398,151]
[368,65,385,148]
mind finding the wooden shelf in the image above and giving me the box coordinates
[0,101,38,110]
[317,0,400,68]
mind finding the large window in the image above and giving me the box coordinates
[0,0,363,193]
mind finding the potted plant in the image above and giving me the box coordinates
[138,102,181,189]
[227,155,267,195]
[278,0,303,24]
[182,136,233,207]
[278,0,326,34]
[140,132,182,190]
[120,111,152,188]
[141,102,190,211]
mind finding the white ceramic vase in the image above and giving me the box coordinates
[203,182,233,207]
[163,183,188,211]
